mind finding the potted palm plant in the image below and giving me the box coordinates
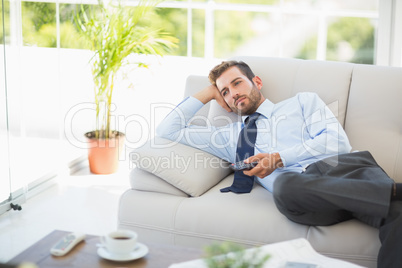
[77,0,177,174]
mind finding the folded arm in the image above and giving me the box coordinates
[156,85,233,161]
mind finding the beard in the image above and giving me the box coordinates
[230,85,262,116]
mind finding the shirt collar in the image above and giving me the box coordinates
[241,99,274,123]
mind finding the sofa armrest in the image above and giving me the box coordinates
[130,168,188,197]
[130,137,232,197]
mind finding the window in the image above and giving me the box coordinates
[6,0,399,64]
[1,0,84,212]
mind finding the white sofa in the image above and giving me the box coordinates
[118,56,402,268]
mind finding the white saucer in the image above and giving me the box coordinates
[97,243,149,262]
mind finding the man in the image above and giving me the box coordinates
[157,60,402,267]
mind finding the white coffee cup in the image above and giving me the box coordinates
[100,230,138,255]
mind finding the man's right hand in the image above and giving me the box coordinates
[243,153,284,178]
[193,85,232,113]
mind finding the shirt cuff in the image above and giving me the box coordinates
[278,148,298,167]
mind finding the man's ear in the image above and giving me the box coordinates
[252,76,263,90]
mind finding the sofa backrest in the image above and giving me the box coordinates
[184,57,402,181]
[345,64,402,182]
[230,56,354,128]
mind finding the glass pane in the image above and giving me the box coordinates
[215,0,279,4]
[0,0,11,203]
[192,9,205,57]
[153,8,187,56]
[327,17,376,64]
[321,0,378,11]
[283,14,319,60]
[21,2,56,47]
[1,0,10,45]
[59,4,91,49]
[6,46,63,193]
[214,11,273,58]
[282,0,378,11]
[295,35,317,60]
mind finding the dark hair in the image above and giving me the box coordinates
[208,60,255,86]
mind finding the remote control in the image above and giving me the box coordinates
[231,161,259,171]
[50,232,86,256]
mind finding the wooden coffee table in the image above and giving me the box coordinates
[8,230,204,268]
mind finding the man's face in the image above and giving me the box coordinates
[216,66,264,116]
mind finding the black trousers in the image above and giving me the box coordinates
[273,151,402,268]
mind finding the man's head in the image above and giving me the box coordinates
[209,60,265,116]
[208,61,255,86]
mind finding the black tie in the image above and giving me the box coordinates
[221,112,259,194]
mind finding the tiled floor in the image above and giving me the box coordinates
[0,158,132,263]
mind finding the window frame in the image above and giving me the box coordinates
[377,0,402,66]
[6,0,400,66]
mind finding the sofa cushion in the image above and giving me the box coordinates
[308,220,379,266]
[174,176,310,246]
[130,137,232,197]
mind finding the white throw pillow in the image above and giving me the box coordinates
[130,168,188,197]
[130,137,232,197]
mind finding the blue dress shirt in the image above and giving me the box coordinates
[157,92,352,192]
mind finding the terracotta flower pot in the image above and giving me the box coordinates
[85,131,125,174]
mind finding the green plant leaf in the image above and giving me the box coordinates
[203,242,270,268]
[76,0,178,139]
